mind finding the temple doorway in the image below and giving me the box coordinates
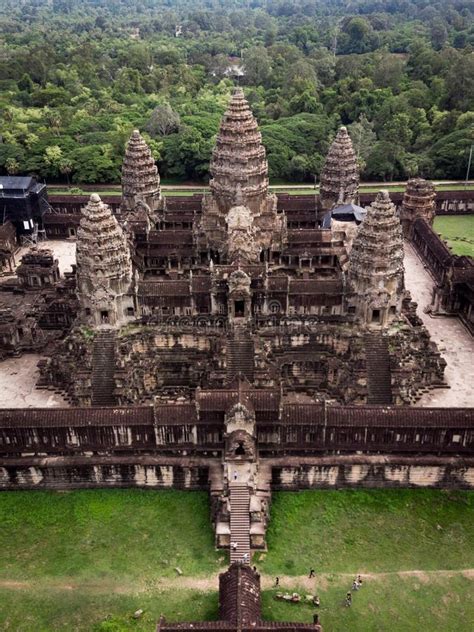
[234,300,245,318]
[235,441,246,456]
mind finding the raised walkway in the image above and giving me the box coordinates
[403,242,474,407]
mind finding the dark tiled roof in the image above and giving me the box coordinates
[414,218,453,266]
[198,389,280,412]
[154,404,197,425]
[328,406,474,428]
[138,281,190,296]
[289,279,342,294]
[0,407,153,428]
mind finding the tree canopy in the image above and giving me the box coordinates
[0,0,473,183]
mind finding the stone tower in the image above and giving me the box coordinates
[400,177,436,239]
[199,89,285,258]
[209,88,269,215]
[76,194,134,328]
[347,190,404,327]
[319,126,359,214]
[121,129,162,214]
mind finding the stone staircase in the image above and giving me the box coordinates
[226,327,255,383]
[229,483,250,563]
[91,330,117,406]
[364,332,393,405]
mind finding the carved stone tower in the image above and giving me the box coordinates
[319,126,359,214]
[199,89,285,258]
[400,177,436,239]
[121,129,162,214]
[209,88,269,215]
[347,190,404,326]
[76,194,134,327]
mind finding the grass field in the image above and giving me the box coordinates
[433,215,474,257]
[0,489,473,631]
[47,183,474,197]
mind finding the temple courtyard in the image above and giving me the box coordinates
[1,238,473,408]
[0,488,473,631]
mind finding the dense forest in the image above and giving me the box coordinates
[0,0,473,184]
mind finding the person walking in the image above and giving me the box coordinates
[275,576,280,587]
[309,568,315,578]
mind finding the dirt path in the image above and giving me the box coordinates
[1,569,472,594]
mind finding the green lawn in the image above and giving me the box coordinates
[433,215,474,257]
[0,489,473,631]
[0,490,222,581]
[262,574,474,632]
[261,490,474,575]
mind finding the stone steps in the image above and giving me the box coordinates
[229,483,250,563]
[91,331,117,406]
[364,332,393,405]
[226,328,255,383]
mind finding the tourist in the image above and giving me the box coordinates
[313,613,319,625]
[357,574,363,586]
[275,576,280,587]
[233,471,238,481]
[231,541,238,551]
[253,566,257,572]
[345,591,352,607]
[313,595,320,607]
[309,568,315,578]
[242,552,249,563]
[352,579,359,591]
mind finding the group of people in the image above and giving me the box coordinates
[345,575,363,607]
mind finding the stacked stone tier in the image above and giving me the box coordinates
[210,88,269,211]
[122,130,161,206]
[319,126,359,207]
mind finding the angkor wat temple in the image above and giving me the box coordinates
[0,88,473,632]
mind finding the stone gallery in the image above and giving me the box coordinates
[0,88,473,632]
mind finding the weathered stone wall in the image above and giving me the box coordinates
[2,455,473,491]
[269,456,474,490]
[0,456,213,490]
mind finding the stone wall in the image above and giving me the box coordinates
[0,456,211,490]
[269,456,474,490]
[1,454,473,491]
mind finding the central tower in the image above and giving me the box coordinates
[209,88,269,215]
[199,88,286,259]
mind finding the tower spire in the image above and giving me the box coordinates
[121,129,161,213]
[209,89,269,215]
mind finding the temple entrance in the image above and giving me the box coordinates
[234,300,245,318]
[235,441,246,456]
[371,309,380,323]
[100,310,109,323]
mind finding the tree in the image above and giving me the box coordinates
[59,158,74,185]
[243,47,272,87]
[5,157,20,175]
[347,115,377,168]
[44,145,63,177]
[146,103,180,136]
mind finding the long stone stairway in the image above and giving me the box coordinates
[91,330,117,406]
[229,483,251,563]
[364,332,393,405]
[226,326,255,383]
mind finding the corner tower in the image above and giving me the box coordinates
[121,129,162,214]
[76,194,134,327]
[347,190,404,326]
[319,126,359,214]
[400,177,436,239]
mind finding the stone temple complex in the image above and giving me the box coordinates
[0,88,473,631]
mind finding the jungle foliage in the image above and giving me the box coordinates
[0,0,473,183]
